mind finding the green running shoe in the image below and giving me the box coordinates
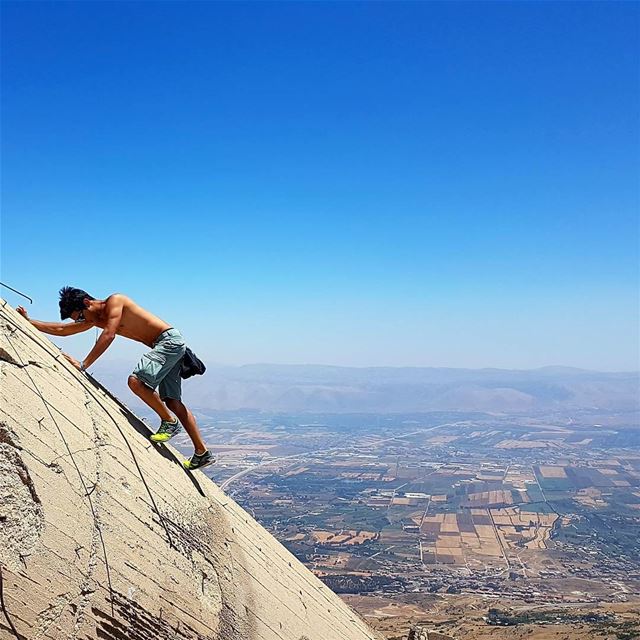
[183,450,216,471]
[150,418,182,443]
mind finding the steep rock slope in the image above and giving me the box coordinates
[0,300,380,640]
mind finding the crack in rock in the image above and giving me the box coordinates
[33,592,76,640]
[0,347,44,369]
[68,396,108,640]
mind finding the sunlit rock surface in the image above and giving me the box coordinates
[0,299,380,640]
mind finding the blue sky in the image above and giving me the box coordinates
[2,1,638,370]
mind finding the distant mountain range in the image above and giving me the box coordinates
[92,362,640,414]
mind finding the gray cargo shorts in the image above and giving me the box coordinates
[132,328,186,401]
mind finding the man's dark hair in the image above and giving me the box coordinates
[59,286,95,320]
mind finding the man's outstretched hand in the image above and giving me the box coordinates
[63,353,83,371]
[17,306,29,320]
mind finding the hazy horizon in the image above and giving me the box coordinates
[90,352,640,375]
[82,350,638,415]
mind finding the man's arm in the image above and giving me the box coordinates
[16,306,94,336]
[80,296,124,369]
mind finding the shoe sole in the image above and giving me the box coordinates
[150,431,182,442]
[183,459,216,471]
[150,435,174,442]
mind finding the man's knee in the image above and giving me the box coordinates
[128,375,142,391]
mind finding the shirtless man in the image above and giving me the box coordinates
[17,286,214,470]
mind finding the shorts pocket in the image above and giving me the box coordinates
[133,353,164,387]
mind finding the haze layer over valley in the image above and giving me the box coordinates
[93,362,639,415]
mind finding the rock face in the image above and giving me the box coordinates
[0,300,380,640]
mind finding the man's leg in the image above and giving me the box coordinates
[128,375,174,423]
[165,398,206,455]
